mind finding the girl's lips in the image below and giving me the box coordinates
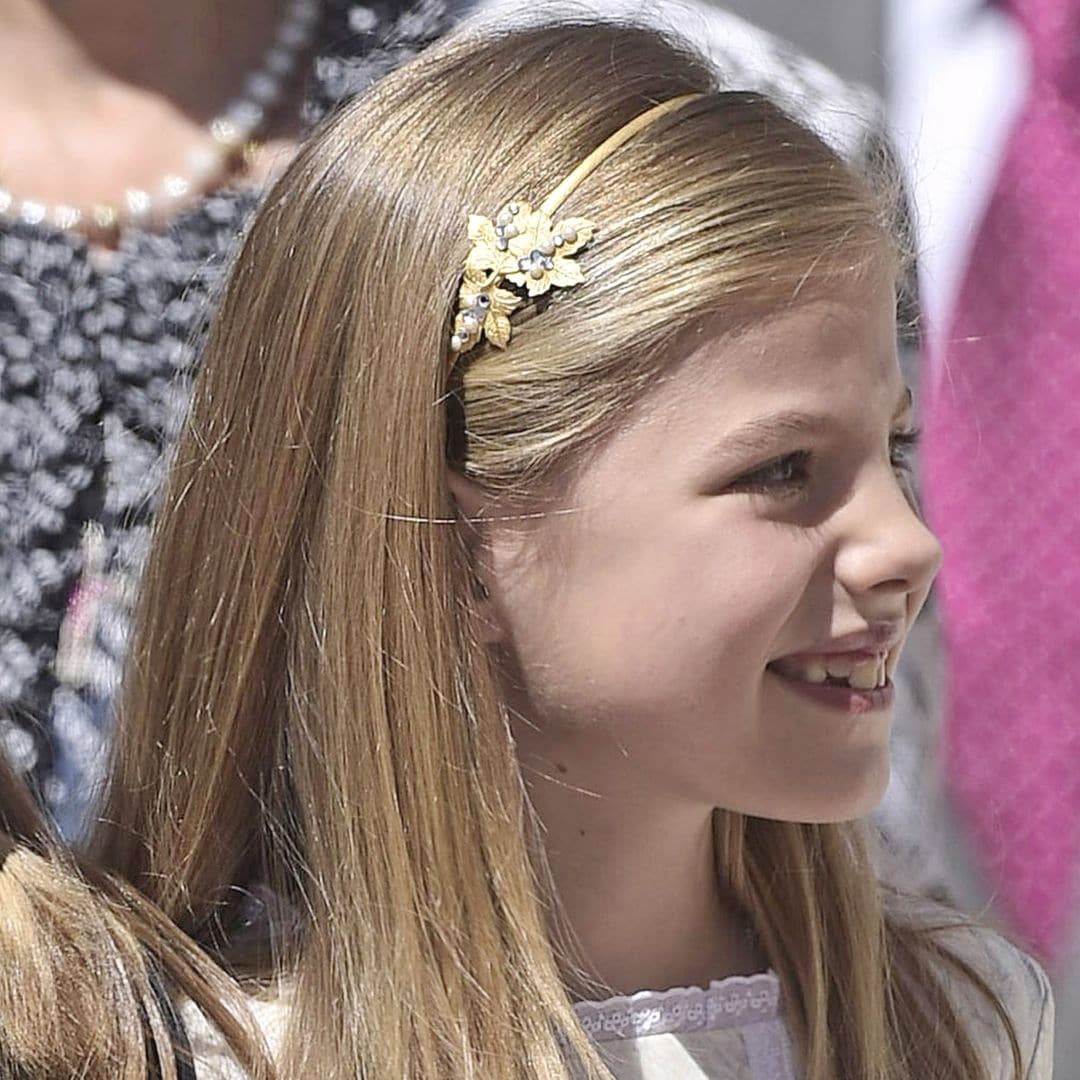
[767,666,895,715]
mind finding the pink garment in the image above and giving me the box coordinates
[922,0,1080,968]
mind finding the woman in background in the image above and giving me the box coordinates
[0,0,434,832]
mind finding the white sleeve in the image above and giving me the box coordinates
[929,919,1055,1080]
[179,991,290,1079]
[1022,952,1055,1080]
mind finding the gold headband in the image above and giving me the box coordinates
[447,93,704,363]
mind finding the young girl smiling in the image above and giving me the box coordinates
[0,15,1052,1080]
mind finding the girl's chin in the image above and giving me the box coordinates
[722,743,892,824]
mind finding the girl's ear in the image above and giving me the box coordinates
[445,468,488,522]
[445,470,506,645]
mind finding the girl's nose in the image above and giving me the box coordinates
[832,465,943,601]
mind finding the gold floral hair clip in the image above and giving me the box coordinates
[447,92,705,363]
[449,202,596,353]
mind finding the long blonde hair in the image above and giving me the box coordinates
[72,20,1025,1079]
[0,746,274,1078]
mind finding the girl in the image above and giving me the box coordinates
[1,16,1053,1079]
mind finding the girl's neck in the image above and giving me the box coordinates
[521,762,769,1001]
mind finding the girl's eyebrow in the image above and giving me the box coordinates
[710,386,913,461]
[712,410,832,460]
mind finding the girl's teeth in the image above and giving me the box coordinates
[774,654,891,689]
[847,661,880,690]
[824,658,856,679]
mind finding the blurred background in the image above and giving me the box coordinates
[716,0,882,87]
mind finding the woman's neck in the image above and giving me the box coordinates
[0,0,308,236]
[0,0,288,119]
[518,743,769,1001]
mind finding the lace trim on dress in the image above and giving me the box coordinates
[572,970,781,1044]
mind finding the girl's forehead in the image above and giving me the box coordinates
[652,277,899,414]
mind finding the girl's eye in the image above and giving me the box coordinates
[729,451,811,496]
[889,427,920,475]
[727,428,921,498]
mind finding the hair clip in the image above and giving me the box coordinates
[449,201,596,354]
[446,93,705,363]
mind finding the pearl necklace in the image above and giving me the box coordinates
[0,0,322,245]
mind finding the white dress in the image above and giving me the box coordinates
[569,914,1054,1080]
[185,918,1054,1079]
[571,970,794,1079]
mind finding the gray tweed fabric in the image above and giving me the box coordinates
[0,0,454,827]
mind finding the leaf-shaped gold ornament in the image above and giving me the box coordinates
[485,311,513,349]
[452,268,523,353]
[501,205,597,297]
[551,217,594,255]
[465,215,518,276]
[547,259,585,289]
[457,268,520,316]
[449,199,597,358]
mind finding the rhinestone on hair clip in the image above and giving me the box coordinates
[447,92,705,362]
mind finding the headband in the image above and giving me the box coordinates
[447,92,705,365]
